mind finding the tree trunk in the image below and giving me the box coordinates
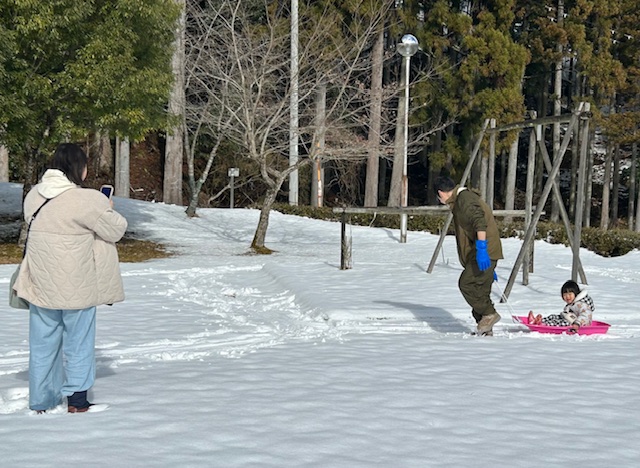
[427,128,443,205]
[185,193,198,218]
[505,134,518,211]
[479,150,488,200]
[600,143,612,230]
[311,82,326,208]
[505,68,525,213]
[569,49,581,220]
[163,0,186,206]
[96,130,112,175]
[185,141,220,217]
[378,159,387,204]
[0,145,8,182]
[584,129,594,227]
[569,120,578,218]
[388,56,408,207]
[251,185,280,252]
[550,0,564,223]
[636,181,640,231]
[611,144,620,227]
[486,119,496,206]
[635,146,640,230]
[364,26,384,207]
[630,142,637,229]
[115,136,130,198]
[471,138,481,189]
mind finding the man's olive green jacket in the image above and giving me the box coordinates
[446,186,503,268]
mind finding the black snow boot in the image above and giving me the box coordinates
[67,391,90,411]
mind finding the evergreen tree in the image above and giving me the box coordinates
[401,1,528,182]
[0,0,179,184]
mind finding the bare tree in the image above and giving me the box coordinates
[182,2,232,217]
[186,0,406,252]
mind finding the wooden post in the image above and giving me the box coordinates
[523,111,537,285]
[340,211,352,270]
[573,103,591,282]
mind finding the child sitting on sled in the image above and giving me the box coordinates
[528,280,595,334]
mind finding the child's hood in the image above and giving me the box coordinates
[575,289,589,302]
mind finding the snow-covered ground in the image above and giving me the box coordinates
[1,181,639,467]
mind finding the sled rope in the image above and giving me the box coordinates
[492,278,520,324]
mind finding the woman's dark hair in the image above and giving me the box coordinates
[434,176,456,194]
[561,280,581,296]
[51,143,88,185]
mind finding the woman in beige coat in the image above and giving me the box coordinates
[13,143,127,413]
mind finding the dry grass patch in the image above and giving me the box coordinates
[0,244,23,265]
[117,238,173,262]
[0,239,172,265]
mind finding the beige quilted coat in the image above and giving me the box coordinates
[14,170,127,309]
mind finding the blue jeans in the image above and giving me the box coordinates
[29,305,96,411]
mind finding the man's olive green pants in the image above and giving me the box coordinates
[458,260,498,323]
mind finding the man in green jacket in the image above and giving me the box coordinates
[436,176,504,336]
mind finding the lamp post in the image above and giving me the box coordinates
[396,34,419,243]
[289,0,299,206]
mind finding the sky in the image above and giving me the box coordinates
[1,181,639,468]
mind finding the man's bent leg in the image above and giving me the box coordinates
[459,262,497,317]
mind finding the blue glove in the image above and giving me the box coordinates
[475,239,491,271]
[493,271,498,282]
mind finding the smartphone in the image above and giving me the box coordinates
[100,184,114,199]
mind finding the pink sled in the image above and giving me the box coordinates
[514,315,610,335]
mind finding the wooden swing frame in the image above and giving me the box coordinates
[426,102,592,301]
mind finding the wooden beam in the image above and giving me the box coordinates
[332,207,530,217]
[334,206,535,272]
[333,206,448,215]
